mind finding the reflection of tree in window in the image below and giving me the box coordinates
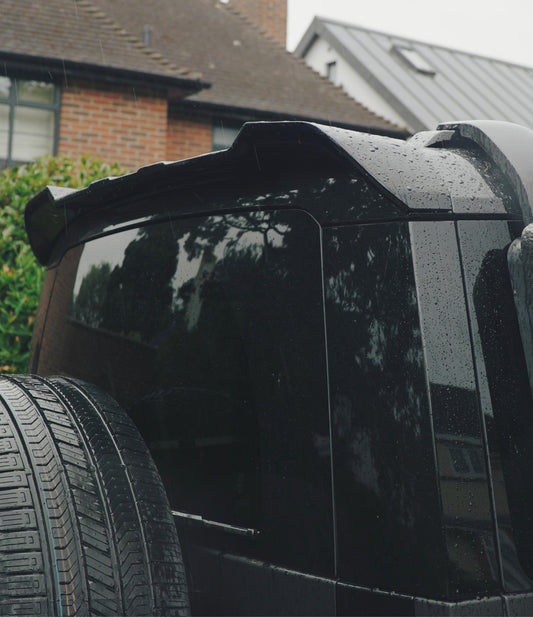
[473,247,533,584]
[156,213,308,508]
[325,223,444,595]
[99,225,179,343]
[69,210,332,567]
[71,262,111,328]
[132,211,332,568]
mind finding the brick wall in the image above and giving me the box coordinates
[230,0,287,47]
[166,111,213,161]
[59,81,168,170]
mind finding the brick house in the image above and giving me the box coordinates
[1,0,404,172]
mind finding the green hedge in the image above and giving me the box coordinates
[0,155,126,373]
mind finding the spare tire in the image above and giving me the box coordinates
[0,374,189,616]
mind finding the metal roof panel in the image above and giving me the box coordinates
[296,19,533,131]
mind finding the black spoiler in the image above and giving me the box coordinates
[25,120,533,266]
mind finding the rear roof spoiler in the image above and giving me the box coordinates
[437,121,533,226]
[25,120,533,266]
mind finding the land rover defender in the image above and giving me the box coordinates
[2,120,533,615]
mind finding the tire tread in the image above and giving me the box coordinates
[0,375,188,616]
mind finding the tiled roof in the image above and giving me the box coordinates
[296,18,533,132]
[1,0,402,133]
[82,0,404,133]
[1,0,204,91]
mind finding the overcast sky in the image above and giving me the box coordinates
[287,0,533,67]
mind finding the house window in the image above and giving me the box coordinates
[212,119,242,151]
[391,46,436,76]
[448,445,485,477]
[326,60,337,83]
[0,77,59,168]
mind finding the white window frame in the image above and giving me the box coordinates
[0,77,60,168]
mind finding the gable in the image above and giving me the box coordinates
[296,17,533,132]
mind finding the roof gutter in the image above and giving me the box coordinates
[0,51,210,99]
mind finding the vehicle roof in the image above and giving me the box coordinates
[26,120,531,266]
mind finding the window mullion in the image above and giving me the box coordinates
[7,80,15,166]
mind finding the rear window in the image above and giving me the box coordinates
[324,221,446,598]
[34,209,334,576]
[459,220,533,593]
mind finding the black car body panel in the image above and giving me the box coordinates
[25,120,533,615]
[25,120,523,267]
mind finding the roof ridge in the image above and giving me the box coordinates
[217,0,401,131]
[75,0,202,77]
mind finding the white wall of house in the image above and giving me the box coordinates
[303,37,410,130]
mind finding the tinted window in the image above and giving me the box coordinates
[37,210,334,575]
[458,220,533,592]
[410,221,500,598]
[324,222,445,598]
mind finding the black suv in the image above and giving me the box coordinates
[2,120,533,616]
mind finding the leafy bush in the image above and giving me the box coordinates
[0,155,126,373]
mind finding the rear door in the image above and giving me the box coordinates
[323,218,531,612]
[459,221,533,613]
[33,209,336,615]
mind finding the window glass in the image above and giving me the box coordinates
[0,77,10,100]
[212,120,241,151]
[39,210,334,575]
[12,107,55,161]
[392,46,436,75]
[458,220,533,592]
[15,80,55,104]
[324,222,445,598]
[326,61,337,82]
[0,104,9,159]
[410,221,500,598]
